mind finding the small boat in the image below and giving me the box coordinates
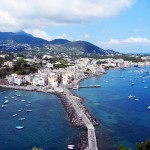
[26,104,31,107]
[11,97,14,99]
[68,145,75,149]
[148,106,150,109]
[131,83,134,86]
[12,114,18,117]
[128,95,135,99]
[27,110,32,112]
[16,126,24,129]
[4,100,9,104]
[18,117,26,121]
[1,104,7,108]
[21,100,26,102]
[17,95,21,97]
[18,109,23,112]
[28,102,32,104]
[144,87,147,89]
[135,99,139,101]
[4,97,8,99]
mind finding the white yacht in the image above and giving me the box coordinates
[27,110,32,112]
[128,95,135,99]
[21,100,26,102]
[18,117,26,121]
[18,109,23,112]
[16,126,24,129]
[68,145,75,149]
[148,106,150,109]
[1,104,7,108]
[12,114,18,117]
[4,100,9,104]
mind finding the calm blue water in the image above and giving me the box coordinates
[0,89,79,150]
[73,67,150,150]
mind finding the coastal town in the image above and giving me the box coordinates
[1,53,150,150]
[1,54,150,89]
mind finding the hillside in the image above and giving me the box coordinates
[0,31,119,55]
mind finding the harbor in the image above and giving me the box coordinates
[0,83,99,150]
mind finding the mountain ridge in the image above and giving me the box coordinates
[0,31,119,55]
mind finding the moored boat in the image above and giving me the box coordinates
[18,109,23,112]
[12,114,18,117]
[4,100,9,104]
[1,104,7,108]
[18,117,26,121]
[16,126,24,129]
[21,100,26,102]
[27,110,32,112]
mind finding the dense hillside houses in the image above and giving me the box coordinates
[1,55,150,91]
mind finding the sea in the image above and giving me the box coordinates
[73,66,150,150]
[0,66,150,150]
[0,89,79,150]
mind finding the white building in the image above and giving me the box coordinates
[48,75,58,87]
[46,63,54,68]
[3,61,13,68]
[32,76,48,86]
[14,76,26,85]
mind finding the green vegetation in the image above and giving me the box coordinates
[54,63,68,69]
[136,138,150,150]
[14,59,37,75]
[118,144,131,150]
[0,67,13,78]
[32,146,43,150]
[118,138,150,150]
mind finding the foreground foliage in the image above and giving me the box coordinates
[32,146,43,150]
[118,138,150,150]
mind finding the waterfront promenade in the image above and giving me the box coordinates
[63,86,98,150]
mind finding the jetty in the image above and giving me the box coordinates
[79,85,101,88]
[63,86,98,150]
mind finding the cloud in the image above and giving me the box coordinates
[0,0,136,31]
[25,29,72,41]
[25,29,52,41]
[84,34,91,39]
[98,37,150,52]
[99,37,150,45]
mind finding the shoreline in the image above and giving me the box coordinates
[0,82,99,150]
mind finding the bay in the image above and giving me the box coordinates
[73,67,150,150]
[0,89,79,150]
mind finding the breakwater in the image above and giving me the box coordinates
[0,84,99,150]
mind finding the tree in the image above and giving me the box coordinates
[32,146,43,150]
[136,138,150,150]
[118,144,131,150]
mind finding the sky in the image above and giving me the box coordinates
[0,0,150,53]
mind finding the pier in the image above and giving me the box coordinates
[79,85,101,88]
[63,86,98,150]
